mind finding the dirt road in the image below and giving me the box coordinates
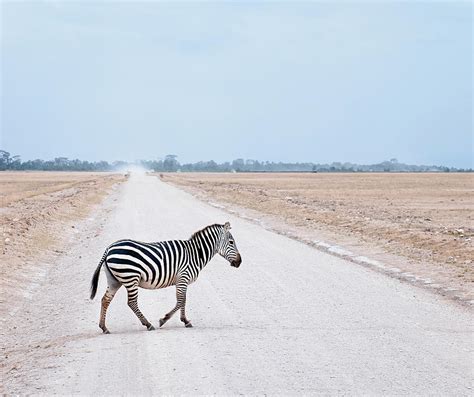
[2,173,473,395]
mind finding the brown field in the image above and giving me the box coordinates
[0,172,125,311]
[165,172,473,295]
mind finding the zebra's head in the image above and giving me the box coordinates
[219,222,242,268]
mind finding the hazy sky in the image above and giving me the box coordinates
[1,1,472,167]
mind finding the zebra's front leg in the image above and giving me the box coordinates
[159,283,192,328]
[126,285,155,331]
[180,304,192,328]
[178,285,192,328]
[159,304,179,327]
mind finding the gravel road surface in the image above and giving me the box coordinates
[3,173,473,395]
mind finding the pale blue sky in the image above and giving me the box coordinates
[1,1,472,167]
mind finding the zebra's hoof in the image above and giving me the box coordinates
[185,322,193,328]
[159,319,166,327]
[147,324,155,331]
[102,329,110,334]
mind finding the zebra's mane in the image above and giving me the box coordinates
[189,224,223,240]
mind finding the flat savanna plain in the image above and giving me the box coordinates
[0,172,125,313]
[165,173,473,300]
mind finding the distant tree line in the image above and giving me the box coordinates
[0,150,113,171]
[140,155,471,173]
[1,150,471,172]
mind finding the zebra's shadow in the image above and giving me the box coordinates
[101,323,253,336]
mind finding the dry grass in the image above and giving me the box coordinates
[0,172,125,312]
[0,172,113,207]
[165,172,473,290]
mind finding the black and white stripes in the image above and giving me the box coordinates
[90,222,241,333]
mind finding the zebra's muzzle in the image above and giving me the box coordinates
[231,254,242,268]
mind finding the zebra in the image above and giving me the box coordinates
[90,222,241,333]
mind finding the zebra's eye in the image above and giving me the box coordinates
[229,240,234,245]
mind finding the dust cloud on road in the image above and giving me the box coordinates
[2,173,473,395]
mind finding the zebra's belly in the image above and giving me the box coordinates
[139,277,176,290]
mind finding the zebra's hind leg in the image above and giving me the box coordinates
[99,269,122,334]
[99,285,121,334]
[126,284,155,331]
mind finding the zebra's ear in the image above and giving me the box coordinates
[224,222,231,230]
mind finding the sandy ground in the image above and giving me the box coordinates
[164,173,473,302]
[0,172,126,314]
[1,173,473,395]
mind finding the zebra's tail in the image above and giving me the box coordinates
[90,249,107,300]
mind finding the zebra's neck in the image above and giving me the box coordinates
[189,225,220,268]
